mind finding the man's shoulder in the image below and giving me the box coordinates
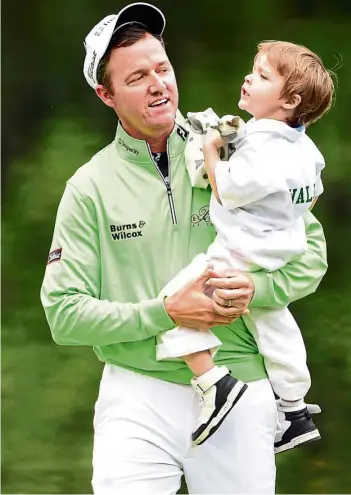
[67,141,116,194]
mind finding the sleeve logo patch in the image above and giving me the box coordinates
[47,248,62,264]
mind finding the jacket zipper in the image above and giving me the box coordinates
[164,176,177,224]
[148,145,178,225]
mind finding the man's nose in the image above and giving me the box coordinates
[149,72,167,93]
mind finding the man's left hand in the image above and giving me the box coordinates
[207,268,255,317]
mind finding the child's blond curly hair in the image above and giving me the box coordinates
[256,40,335,126]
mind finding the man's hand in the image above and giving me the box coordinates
[164,270,238,330]
[207,269,255,317]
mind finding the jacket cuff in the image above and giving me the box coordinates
[249,271,274,308]
[143,297,176,335]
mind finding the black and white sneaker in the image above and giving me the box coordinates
[191,365,248,445]
[275,400,321,454]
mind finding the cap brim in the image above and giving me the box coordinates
[114,3,165,36]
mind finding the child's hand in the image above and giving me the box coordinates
[203,129,225,150]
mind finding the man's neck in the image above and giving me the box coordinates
[120,120,173,153]
[147,134,168,153]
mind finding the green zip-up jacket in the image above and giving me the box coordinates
[40,113,327,384]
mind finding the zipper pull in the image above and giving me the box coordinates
[165,176,171,192]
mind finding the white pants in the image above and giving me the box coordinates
[92,364,277,494]
[157,254,311,400]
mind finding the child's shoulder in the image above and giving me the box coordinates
[242,119,323,159]
[241,128,288,156]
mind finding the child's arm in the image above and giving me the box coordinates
[202,130,226,204]
[204,133,284,211]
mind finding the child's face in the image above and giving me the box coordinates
[238,54,287,120]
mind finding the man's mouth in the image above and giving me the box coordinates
[241,87,250,97]
[148,98,169,108]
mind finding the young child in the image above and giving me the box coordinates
[156,41,334,450]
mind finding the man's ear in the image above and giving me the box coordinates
[282,93,301,111]
[95,84,115,108]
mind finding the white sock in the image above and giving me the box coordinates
[192,365,229,393]
[280,398,304,408]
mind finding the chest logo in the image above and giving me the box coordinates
[191,205,212,227]
[110,221,146,241]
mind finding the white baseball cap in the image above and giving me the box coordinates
[83,2,166,89]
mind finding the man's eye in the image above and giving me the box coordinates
[158,67,169,73]
[129,74,143,84]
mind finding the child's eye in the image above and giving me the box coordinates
[260,74,268,80]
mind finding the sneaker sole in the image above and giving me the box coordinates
[193,381,248,446]
[275,429,321,454]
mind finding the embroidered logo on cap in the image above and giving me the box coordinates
[94,17,116,37]
[87,50,97,82]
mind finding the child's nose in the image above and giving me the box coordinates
[245,74,253,84]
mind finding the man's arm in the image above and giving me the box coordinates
[250,210,327,307]
[207,211,327,313]
[41,183,235,347]
[40,183,177,347]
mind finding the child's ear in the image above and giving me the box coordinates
[282,94,301,110]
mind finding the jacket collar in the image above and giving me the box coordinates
[245,118,305,142]
[114,111,189,163]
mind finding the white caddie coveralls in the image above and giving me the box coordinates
[157,118,325,401]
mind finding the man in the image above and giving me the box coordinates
[40,3,327,494]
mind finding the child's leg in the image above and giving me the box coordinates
[274,397,321,454]
[182,349,248,446]
[244,306,311,400]
[244,307,321,454]
[156,327,222,362]
[156,254,249,446]
[184,350,214,377]
[159,253,208,298]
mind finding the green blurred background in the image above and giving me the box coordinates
[2,0,351,493]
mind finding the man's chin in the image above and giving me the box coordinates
[148,112,176,130]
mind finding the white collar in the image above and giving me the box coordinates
[245,118,305,142]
